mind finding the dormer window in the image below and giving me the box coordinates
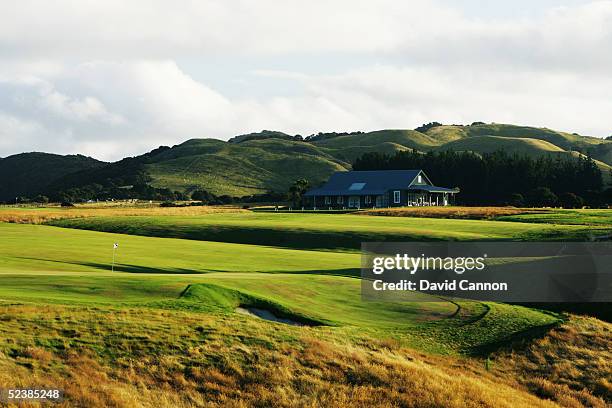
[417,175,422,183]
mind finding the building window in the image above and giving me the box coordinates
[365,195,371,204]
[417,174,422,183]
[337,196,344,204]
[393,191,401,204]
[325,196,331,204]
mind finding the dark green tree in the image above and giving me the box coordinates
[527,187,558,207]
[191,189,215,204]
[558,192,584,209]
[288,179,310,208]
[508,193,525,207]
[34,195,49,204]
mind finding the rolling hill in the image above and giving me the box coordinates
[145,138,349,195]
[439,135,566,156]
[0,152,105,201]
[2,123,612,200]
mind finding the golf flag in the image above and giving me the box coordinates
[113,243,119,249]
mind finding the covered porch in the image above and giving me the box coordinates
[406,185,458,206]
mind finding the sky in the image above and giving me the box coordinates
[0,0,611,161]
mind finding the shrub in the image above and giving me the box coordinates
[191,189,215,203]
[558,192,584,209]
[414,122,443,133]
[508,193,525,207]
[526,187,558,207]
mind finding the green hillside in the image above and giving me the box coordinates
[146,138,348,195]
[0,152,105,201]
[428,127,612,180]
[427,123,612,164]
[3,123,611,200]
[438,135,565,156]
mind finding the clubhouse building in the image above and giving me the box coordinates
[303,170,459,209]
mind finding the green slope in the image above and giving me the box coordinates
[314,129,440,151]
[463,123,604,150]
[428,123,612,164]
[3,124,611,200]
[438,135,566,156]
[146,138,348,195]
[0,152,105,201]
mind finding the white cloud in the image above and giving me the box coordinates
[0,1,611,159]
[0,1,610,69]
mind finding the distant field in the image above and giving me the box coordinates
[47,212,608,250]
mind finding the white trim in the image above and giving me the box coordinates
[407,170,433,187]
[393,190,401,204]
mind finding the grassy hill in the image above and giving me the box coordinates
[0,152,105,201]
[438,135,566,156]
[151,124,612,196]
[145,138,349,195]
[428,123,612,164]
[3,123,612,200]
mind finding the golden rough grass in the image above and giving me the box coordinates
[493,315,612,407]
[0,205,246,224]
[358,206,545,220]
[1,304,607,407]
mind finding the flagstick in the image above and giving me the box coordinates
[112,243,117,272]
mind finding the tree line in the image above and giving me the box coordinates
[353,150,611,207]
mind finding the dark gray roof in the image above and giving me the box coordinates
[304,170,418,196]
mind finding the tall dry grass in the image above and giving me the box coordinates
[0,205,246,224]
[492,315,611,407]
[1,304,607,407]
[358,206,545,220]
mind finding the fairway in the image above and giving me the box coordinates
[1,209,610,407]
[0,223,357,274]
[496,209,612,226]
[47,211,606,251]
[0,221,560,355]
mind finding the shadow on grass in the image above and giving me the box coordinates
[13,256,205,274]
[266,268,361,278]
[47,221,450,251]
[466,320,562,357]
[48,218,604,252]
[515,302,612,323]
[12,256,360,276]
